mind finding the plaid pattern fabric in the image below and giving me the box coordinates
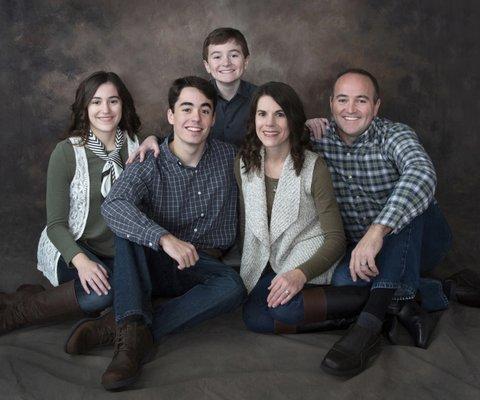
[312,117,436,242]
[101,135,238,251]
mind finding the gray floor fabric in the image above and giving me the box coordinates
[1,305,479,400]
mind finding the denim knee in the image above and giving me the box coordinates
[74,279,113,314]
[213,269,247,312]
[242,297,273,333]
[268,295,305,325]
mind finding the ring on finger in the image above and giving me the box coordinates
[284,289,290,295]
[360,261,367,266]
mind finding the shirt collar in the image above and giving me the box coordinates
[327,116,381,146]
[161,134,211,167]
[213,79,250,101]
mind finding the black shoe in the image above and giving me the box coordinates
[397,301,439,349]
[321,324,381,377]
[445,269,480,308]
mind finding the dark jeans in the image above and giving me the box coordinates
[243,272,306,333]
[332,201,452,311]
[113,236,247,342]
[57,242,114,314]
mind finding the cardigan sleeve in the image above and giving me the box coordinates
[296,157,346,280]
[45,141,85,264]
[234,155,245,251]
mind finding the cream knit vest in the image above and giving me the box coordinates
[240,149,336,293]
[37,135,139,286]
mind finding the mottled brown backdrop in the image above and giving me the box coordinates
[1,0,479,289]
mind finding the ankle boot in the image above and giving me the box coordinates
[101,320,154,391]
[396,301,439,349]
[0,280,82,335]
[0,284,45,310]
[65,308,115,354]
[274,286,369,334]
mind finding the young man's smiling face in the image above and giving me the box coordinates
[167,87,215,147]
[203,39,249,85]
[330,72,381,145]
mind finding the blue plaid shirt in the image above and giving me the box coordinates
[312,117,436,242]
[101,135,238,252]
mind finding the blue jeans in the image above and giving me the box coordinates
[243,272,305,333]
[57,241,114,314]
[332,201,452,311]
[113,236,247,342]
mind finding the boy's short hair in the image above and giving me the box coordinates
[202,27,250,61]
[168,76,217,111]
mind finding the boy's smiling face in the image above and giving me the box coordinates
[203,40,249,85]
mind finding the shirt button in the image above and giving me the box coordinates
[148,242,153,247]
[347,152,351,156]
[198,191,202,195]
[348,175,352,179]
[200,213,205,217]
[194,228,198,233]
[178,161,182,166]
[127,234,130,238]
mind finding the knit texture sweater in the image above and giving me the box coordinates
[237,149,345,292]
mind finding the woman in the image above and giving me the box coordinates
[0,71,141,336]
[237,82,370,333]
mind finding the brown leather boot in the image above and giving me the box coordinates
[101,321,154,391]
[274,286,370,334]
[65,308,115,354]
[0,280,81,335]
[0,284,45,310]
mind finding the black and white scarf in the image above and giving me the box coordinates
[86,128,126,197]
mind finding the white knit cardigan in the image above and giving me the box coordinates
[37,135,139,286]
[239,149,336,293]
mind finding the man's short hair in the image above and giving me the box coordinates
[202,27,250,61]
[332,68,380,101]
[168,76,217,111]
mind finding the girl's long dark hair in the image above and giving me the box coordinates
[239,81,311,176]
[66,71,141,143]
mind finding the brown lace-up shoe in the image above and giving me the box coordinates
[65,309,115,354]
[101,320,154,391]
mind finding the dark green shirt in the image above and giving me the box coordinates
[46,139,129,264]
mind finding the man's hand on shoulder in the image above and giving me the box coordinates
[126,135,160,165]
[159,234,199,270]
[306,118,329,141]
[349,224,391,282]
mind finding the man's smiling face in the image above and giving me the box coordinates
[167,87,214,147]
[330,72,381,145]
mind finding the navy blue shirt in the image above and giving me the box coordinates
[102,136,238,252]
[210,80,257,148]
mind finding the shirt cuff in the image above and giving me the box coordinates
[138,225,169,251]
[373,207,402,234]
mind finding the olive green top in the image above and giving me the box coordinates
[46,138,130,264]
[235,155,346,281]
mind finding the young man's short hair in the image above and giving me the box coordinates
[168,76,217,111]
[202,27,250,61]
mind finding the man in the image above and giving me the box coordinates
[312,69,452,376]
[92,76,245,390]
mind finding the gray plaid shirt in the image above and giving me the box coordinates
[312,117,436,242]
[101,135,238,252]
